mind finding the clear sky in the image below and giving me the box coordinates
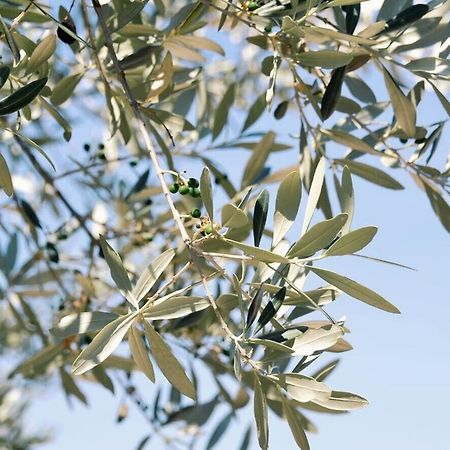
[19,2,450,450]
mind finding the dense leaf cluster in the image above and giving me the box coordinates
[0,1,449,449]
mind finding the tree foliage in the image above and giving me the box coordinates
[0,0,449,449]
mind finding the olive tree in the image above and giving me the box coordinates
[0,0,449,449]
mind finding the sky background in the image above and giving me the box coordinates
[9,1,449,449]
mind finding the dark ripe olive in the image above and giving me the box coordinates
[83,143,90,151]
[57,18,77,45]
[187,177,199,188]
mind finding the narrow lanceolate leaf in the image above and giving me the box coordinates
[5,128,55,171]
[224,239,290,263]
[20,199,41,228]
[335,159,404,190]
[9,343,64,378]
[99,235,136,307]
[310,267,400,313]
[266,55,280,108]
[326,226,377,256]
[242,132,275,188]
[296,50,353,69]
[0,65,10,89]
[253,372,269,450]
[0,13,20,63]
[255,287,286,334]
[254,189,269,247]
[246,284,265,330]
[143,295,210,320]
[338,166,354,233]
[430,83,450,117]
[311,390,368,411]
[0,153,13,196]
[311,359,340,382]
[132,249,175,301]
[60,368,87,405]
[273,171,301,247]
[143,320,196,400]
[242,93,266,132]
[292,325,343,356]
[50,311,119,338]
[321,128,378,155]
[424,184,450,233]
[222,203,249,229]
[382,67,416,138]
[288,214,348,258]
[27,34,56,73]
[282,399,310,450]
[239,425,252,450]
[321,66,346,120]
[128,324,155,382]
[51,72,83,105]
[206,412,233,449]
[72,313,137,375]
[301,157,325,234]
[0,77,47,116]
[383,4,429,33]
[212,83,235,139]
[271,373,331,403]
[200,167,214,221]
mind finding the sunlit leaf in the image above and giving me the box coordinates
[132,249,175,302]
[325,226,377,256]
[253,372,269,450]
[273,171,301,247]
[128,324,155,382]
[310,267,400,313]
[143,320,196,400]
[72,313,137,375]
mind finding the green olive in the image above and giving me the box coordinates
[189,187,201,198]
[191,208,201,218]
[179,185,190,195]
[169,183,179,193]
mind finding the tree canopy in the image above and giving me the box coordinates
[0,1,449,449]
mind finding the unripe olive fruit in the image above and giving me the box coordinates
[169,183,179,193]
[189,187,201,198]
[179,185,190,195]
[191,208,201,218]
[204,224,214,235]
[248,2,259,11]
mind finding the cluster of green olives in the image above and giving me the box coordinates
[169,177,201,198]
[168,176,215,235]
